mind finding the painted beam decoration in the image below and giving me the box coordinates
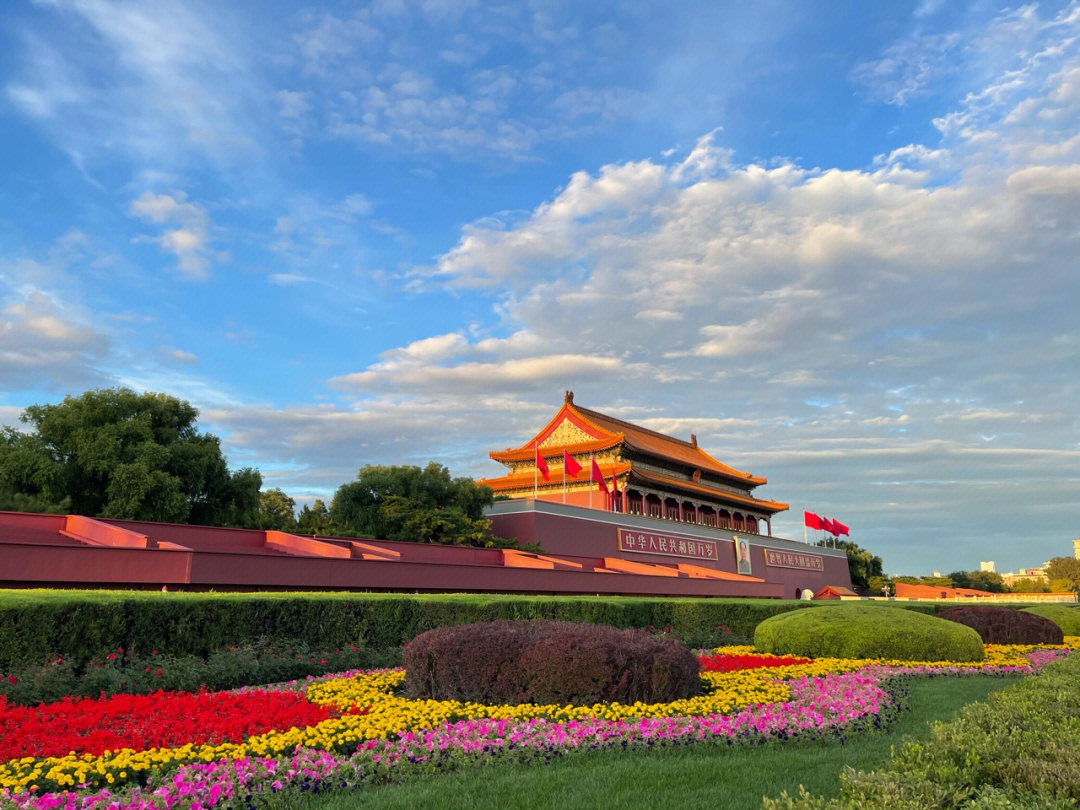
[617,528,719,561]
[763,548,825,571]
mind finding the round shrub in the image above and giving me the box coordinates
[1022,605,1080,636]
[754,603,984,662]
[937,605,1063,645]
[404,620,700,706]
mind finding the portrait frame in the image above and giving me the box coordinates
[734,535,752,576]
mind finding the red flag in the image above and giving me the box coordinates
[535,444,549,481]
[823,518,840,536]
[611,470,620,499]
[834,519,850,536]
[803,511,823,530]
[563,449,582,478]
[591,458,609,493]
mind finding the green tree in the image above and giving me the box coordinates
[330,462,523,548]
[815,538,883,594]
[1045,557,1080,590]
[867,575,893,596]
[256,488,297,531]
[1010,577,1050,593]
[296,498,334,535]
[948,570,1006,593]
[0,388,261,525]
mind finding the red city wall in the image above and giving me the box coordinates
[486,503,852,599]
[0,511,785,598]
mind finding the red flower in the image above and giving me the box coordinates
[145,667,152,673]
[155,669,162,676]
[117,648,124,654]
[106,654,117,661]
[6,676,15,685]
[319,660,326,665]
[352,646,358,652]
[697,653,811,672]
[0,689,337,760]
[151,650,158,656]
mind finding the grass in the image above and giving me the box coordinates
[294,675,1017,810]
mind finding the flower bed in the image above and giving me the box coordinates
[0,689,340,761]
[0,638,1075,807]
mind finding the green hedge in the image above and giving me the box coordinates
[5,589,1042,670]
[0,590,832,669]
[1022,604,1080,636]
[754,603,985,662]
[764,644,1080,809]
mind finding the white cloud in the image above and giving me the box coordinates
[5,0,269,169]
[128,192,214,278]
[850,32,960,105]
[286,4,650,159]
[0,290,111,390]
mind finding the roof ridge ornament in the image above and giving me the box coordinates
[564,390,574,404]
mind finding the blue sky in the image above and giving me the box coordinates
[2,0,1078,575]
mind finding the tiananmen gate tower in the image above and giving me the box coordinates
[480,391,787,537]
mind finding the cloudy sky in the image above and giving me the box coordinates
[2,0,1078,575]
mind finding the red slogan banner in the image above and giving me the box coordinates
[616,528,719,561]
[763,548,825,571]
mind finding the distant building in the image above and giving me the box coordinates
[980,561,996,573]
[1001,563,1051,588]
[1074,539,1080,560]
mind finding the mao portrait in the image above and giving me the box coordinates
[735,538,752,576]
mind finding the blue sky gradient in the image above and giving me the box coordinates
[2,0,1078,575]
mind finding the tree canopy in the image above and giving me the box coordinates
[330,462,523,548]
[1045,557,1080,592]
[947,569,1007,593]
[0,388,261,525]
[816,538,883,594]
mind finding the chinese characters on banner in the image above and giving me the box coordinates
[762,548,825,571]
[616,528,719,561]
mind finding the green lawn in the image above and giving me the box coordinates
[295,675,1017,810]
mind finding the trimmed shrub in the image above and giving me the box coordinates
[938,605,1064,645]
[1022,605,1080,636]
[404,620,700,706]
[754,603,985,662]
[0,640,399,706]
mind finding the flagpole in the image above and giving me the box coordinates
[562,450,566,504]
[533,441,538,500]
[590,455,594,510]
